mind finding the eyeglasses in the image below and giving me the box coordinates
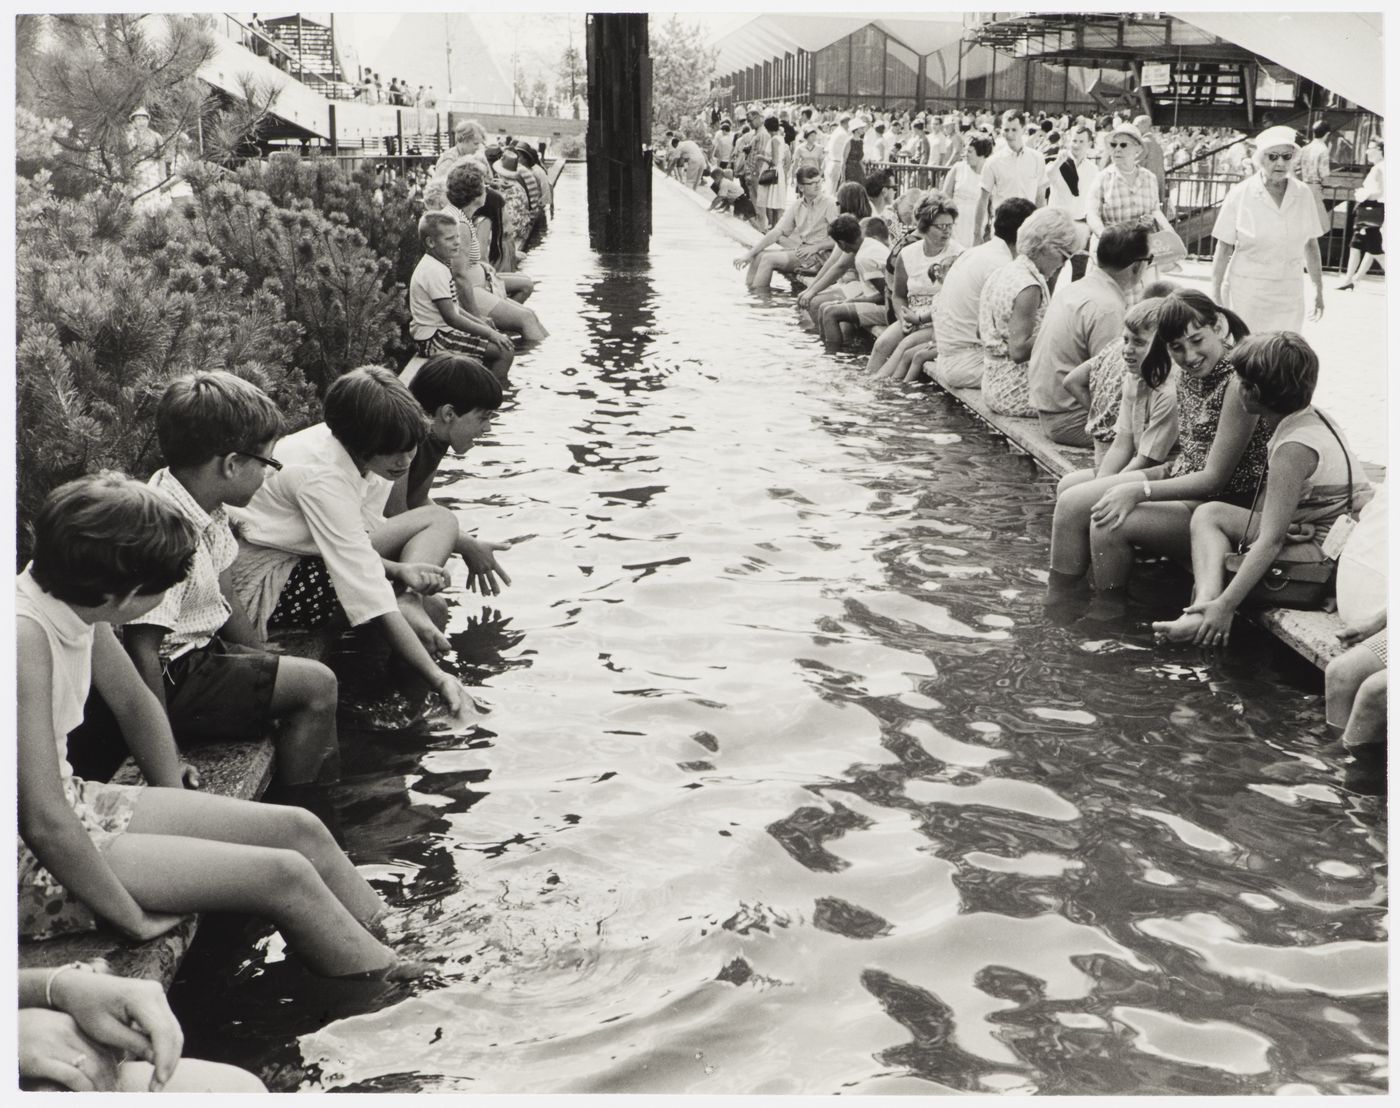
[1264,151,1295,162]
[1107,141,1137,150]
[234,450,283,471]
[929,221,955,232]
[1134,254,1155,266]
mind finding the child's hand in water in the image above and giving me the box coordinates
[460,537,512,596]
[430,673,491,724]
[396,562,450,595]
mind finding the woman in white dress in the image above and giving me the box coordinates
[945,134,993,248]
[754,117,789,229]
[1211,124,1325,332]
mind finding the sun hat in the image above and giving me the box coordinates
[1254,124,1300,152]
[1109,122,1144,146]
[129,105,151,119]
[850,116,869,132]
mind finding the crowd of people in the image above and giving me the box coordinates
[17,117,565,1091]
[688,103,1385,763]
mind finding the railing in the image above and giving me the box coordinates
[866,161,952,194]
[217,13,355,97]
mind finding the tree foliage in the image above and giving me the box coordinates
[17,13,276,200]
[557,45,587,102]
[16,178,317,552]
[649,15,718,133]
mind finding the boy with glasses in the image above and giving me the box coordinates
[124,373,342,786]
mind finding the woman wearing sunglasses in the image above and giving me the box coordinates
[1083,122,1173,280]
[1210,124,1326,333]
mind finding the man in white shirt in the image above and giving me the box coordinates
[1047,125,1100,224]
[825,114,852,194]
[814,215,891,350]
[931,197,1037,389]
[867,121,889,163]
[977,111,1047,243]
[712,119,736,167]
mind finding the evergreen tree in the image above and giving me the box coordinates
[557,44,587,102]
[17,13,275,201]
[650,16,718,136]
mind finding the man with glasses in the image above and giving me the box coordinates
[734,165,838,291]
[1028,222,1148,448]
[976,111,1048,244]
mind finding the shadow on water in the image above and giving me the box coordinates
[173,169,1386,1095]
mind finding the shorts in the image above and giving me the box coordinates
[269,556,344,631]
[417,327,488,360]
[1038,408,1094,449]
[163,634,279,743]
[732,194,757,220]
[1362,630,1387,665]
[19,777,145,940]
[848,301,889,328]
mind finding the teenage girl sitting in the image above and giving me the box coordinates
[228,367,476,717]
[1153,332,1372,645]
[19,475,399,978]
[1046,290,1270,620]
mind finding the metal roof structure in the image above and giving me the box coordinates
[713,13,968,74]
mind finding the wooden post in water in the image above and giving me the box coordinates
[585,13,651,253]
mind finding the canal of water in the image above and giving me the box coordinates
[174,167,1387,1095]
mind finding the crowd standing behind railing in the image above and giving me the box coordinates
[670,100,1386,772]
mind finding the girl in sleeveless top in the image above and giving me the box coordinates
[1154,332,1372,645]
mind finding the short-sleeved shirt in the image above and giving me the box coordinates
[712,131,736,161]
[1211,176,1324,279]
[717,177,745,201]
[1169,355,1272,497]
[775,194,840,249]
[409,253,456,340]
[1047,157,1100,222]
[1082,343,1130,444]
[980,146,1047,211]
[933,236,1013,358]
[132,469,237,660]
[227,423,398,628]
[1028,266,1128,415]
[1113,368,1180,461]
[845,237,891,299]
[1088,164,1159,227]
[1298,139,1331,184]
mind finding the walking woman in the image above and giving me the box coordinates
[1211,125,1326,331]
[1338,138,1385,290]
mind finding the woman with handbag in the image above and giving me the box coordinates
[754,117,788,230]
[1154,331,1372,645]
[1059,291,1270,621]
[1337,138,1385,290]
[1084,123,1179,279]
[1211,125,1326,331]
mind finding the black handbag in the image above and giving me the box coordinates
[757,168,779,186]
[1222,412,1353,610]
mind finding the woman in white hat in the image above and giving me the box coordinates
[1084,122,1168,244]
[1210,124,1325,332]
[842,117,868,187]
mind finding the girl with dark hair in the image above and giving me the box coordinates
[1153,332,1372,645]
[1046,290,1271,619]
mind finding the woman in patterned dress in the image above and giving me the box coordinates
[1084,122,1171,278]
[978,208,1078,414]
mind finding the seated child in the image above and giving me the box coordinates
[1063,285,1178,472]
[226,366,476,717]
[815,215,892,351]
[1153,332,1373,645]
[387,353,513,597]
[18,474,397,976]
[1326,483,1387,756]
[409,210,514,378]
[122,372,340,787]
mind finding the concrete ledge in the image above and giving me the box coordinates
[18,739,276,986]
[664,172,1348,670]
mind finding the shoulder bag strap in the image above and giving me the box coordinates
[1313,410,1354,516]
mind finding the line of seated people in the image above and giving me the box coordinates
[723,179,1385,773]
[19,354,515,1088]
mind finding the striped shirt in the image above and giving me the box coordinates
[133,469,237,659]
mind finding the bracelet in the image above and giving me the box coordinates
[44,961,93,1008]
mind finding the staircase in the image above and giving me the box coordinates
[262,16,354,100]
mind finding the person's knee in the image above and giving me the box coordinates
[1327,646,1379,704]
[263,844,325,902]
[1190,501,1231,535]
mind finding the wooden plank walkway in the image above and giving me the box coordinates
[659,171,1352,670]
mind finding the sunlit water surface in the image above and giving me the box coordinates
[174,168,1386,1096]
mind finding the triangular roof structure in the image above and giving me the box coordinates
[714,13,966,73]
[368,14,518,108]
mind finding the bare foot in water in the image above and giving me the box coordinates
[1152,612,1204,643]
[400,595,451,655]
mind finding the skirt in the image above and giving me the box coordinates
[983,355,1037,417]
[1224,273,1305,334]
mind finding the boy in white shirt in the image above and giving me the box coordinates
[816,215,892,350]
[408,211,513,378]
